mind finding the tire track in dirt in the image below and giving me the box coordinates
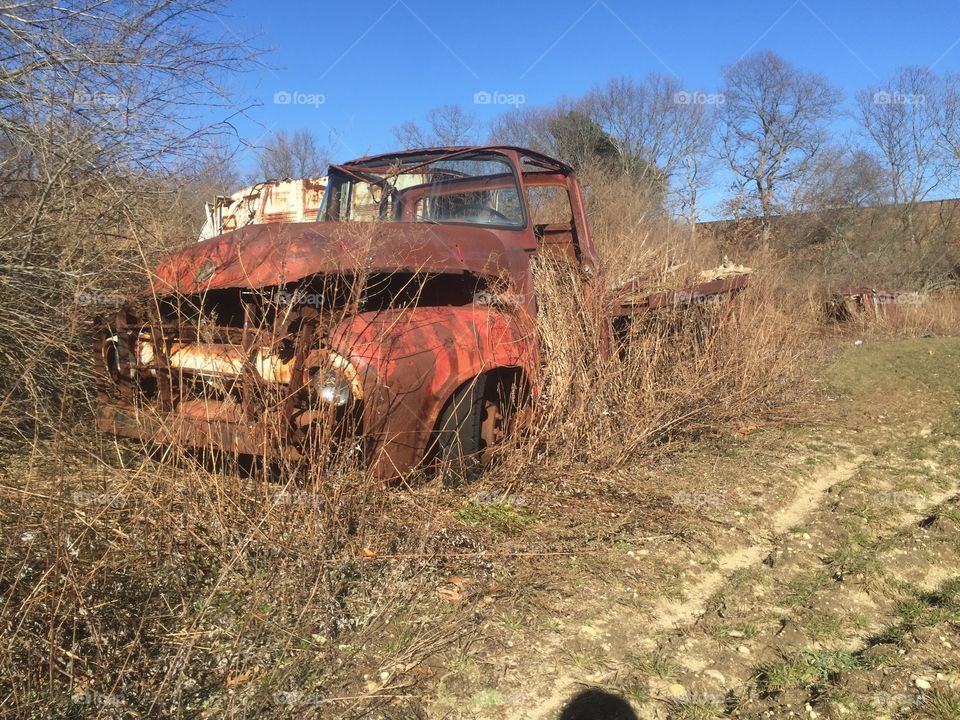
[502,455,868,720]
[645,455,867,637]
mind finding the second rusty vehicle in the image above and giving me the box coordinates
[96,146,748,481]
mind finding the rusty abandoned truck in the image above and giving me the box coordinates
[95,146,747,480]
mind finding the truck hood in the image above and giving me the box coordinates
[152,221,531,294]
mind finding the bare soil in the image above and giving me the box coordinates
[425,337,960,720]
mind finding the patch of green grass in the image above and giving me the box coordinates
[498,611,525,635]
[761,650,861,693]
[470,688,502,707]
[706,622,760,644]
[620,681,650,706]
[453,501,536,534]
[892,578,960,629]
[937,507,960,528]
[858,648,903,669]
[823,532,882,579]
[919,690,960,720]
[666,697,726,719]
[625,650,676,679]
[804,612,848,643]
[781,574,821,607]
[565,650,610,672]
[384,628,415,654]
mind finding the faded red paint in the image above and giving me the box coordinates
[154,221,534,295]
[95,145,748,478]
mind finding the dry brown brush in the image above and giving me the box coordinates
[490,258,816,483]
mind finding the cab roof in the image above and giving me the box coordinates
[336,145,573,174]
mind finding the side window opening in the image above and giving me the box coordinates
[526,184,580,264]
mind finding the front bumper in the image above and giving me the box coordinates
[97,402,291,457]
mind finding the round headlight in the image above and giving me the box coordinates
[309,367,353,407]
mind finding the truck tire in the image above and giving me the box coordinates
[435,375,489,486]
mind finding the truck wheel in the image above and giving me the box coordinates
[439,369,523,486]
[435,372,522,486]
[435,375,487,486]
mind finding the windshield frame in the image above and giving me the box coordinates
[319,148,529,231]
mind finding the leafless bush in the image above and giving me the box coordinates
[0,0,253,440]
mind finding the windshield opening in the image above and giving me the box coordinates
[320,152,526,229]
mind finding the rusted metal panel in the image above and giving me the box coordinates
[610,270,752,317]
[157,221,535,295]
[198,177,328,241]
[96,145,750,479]
[825,288,926,322]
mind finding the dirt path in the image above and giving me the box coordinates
[427,338,960,719]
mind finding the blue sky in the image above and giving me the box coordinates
[216,0,960,211]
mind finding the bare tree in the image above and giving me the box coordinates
[718,50,841,243]
[857,66,952,243]
[0,0,253,434]
[393,104,478,149]
[586,75,718,227]
[489,101,577,158]
[491,85,714,222]
[937,72,960,176]
[585,75,712,191]
[799,146,889,211]
[255,129,329,180]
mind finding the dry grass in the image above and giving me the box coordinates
[868,290,960,338]
[4,169,952,719]
[490,255,817,482]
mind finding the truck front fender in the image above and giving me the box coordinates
[329,305,536,479]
